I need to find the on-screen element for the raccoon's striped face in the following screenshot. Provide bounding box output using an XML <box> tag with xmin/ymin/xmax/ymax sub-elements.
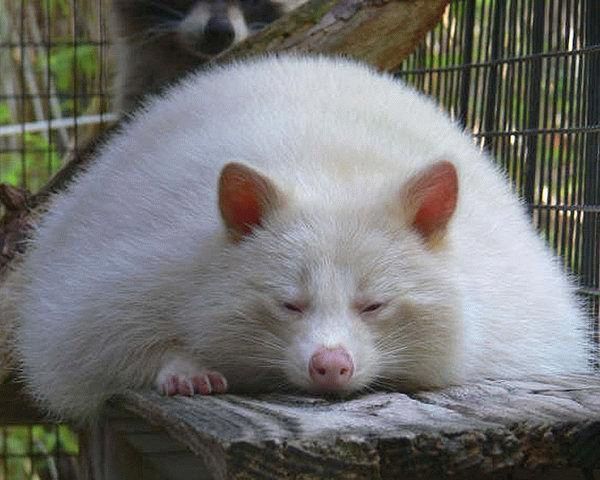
<box><xmin>178</xmin><ymin>0</ymin><xmax>283</xmax><ymax>57</ymax></box>
<box><xmin>115</xmin><ymin>0</ymin><xmax>287</xmax><ymax>57</ymax></box>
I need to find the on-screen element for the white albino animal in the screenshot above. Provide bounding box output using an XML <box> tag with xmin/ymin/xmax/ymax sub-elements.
<box><xmin>10</xmin><ymin>55</ymin><xmax>588</xmax><ymax>422</ymax></box>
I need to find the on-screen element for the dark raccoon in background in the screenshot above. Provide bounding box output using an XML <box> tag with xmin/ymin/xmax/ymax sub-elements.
<box><xmin>112</xmin><ymin>0</ymin><xmax>306</xmax><ymax>113</ymax></box>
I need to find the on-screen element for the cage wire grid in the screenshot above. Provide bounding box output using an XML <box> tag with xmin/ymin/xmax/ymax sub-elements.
<box><xmin>0</xmin><ymin>0</ymin><xmax>599</xmax><ymax>478</ymax></box>
<box><xmin>0</xmin><ymin>425</ymin><xmax>79</xmax><ymax>480</ymax></box>
<box><xmin>0</xmin><ymin>0</ymin><xmax>111</xmax><ymax>477</ymax></box>
<box><xmin>0</xmin><ymin>0</ymin><xmax>112</xmax><ymax>194</ymax></box>
<box><xmin>397</xmin><ymin>0</ymin><xmax>600</xmax><ymax>340</ymax></box>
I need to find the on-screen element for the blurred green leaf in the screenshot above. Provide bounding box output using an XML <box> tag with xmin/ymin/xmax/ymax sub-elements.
<box><xmin>0</xmin><ymin>103</ymin><xmax>11</xmax><ymax>124</ymax></box>
<box><xmin>46</xmin><ymin>45</ymin><xmax>99</xmax><ymax>92</ymax></box>
<box><xmin>7</xmin><ymin>458</ymin><xmax>30</xmax><ymax>480</ymax></box>
<box><xmin>6</xmin><ymin>427</ymin><xmax>29</xmax><ymax>455</ymax></box>
<box><xmin>58</xmin><ymin>425</ymin><xmax>79</xmax><ymax>455</ymax></box>
<box><xmin>32</xmin><ymin>426</ymin><xmax>57</xmax><ymax>454</ymax></box>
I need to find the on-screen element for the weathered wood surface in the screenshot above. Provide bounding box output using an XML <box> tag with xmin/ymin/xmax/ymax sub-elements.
<box><xmin>112</xmin><ymin>374</ymin><xmax>600</xmax><ymax>479</ymax></box>
<box><xmin>220</xmin><ymin>0</ymin><xmax>450</xmax><ymax>71</ymax></box>
<box><xmin>85</xmin><ymin>411</ymin><xmax>210</xmax><ymax>480</ymax></box>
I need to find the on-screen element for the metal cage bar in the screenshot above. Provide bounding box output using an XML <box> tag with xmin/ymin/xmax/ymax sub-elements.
<box><xmin>396</xmin><ymin>0</ymin><xmax>600</xmax><ymax>337</ymax></box>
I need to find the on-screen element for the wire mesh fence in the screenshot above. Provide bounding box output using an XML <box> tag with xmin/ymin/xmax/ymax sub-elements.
<box><xmin>397</xmin><ymin>0</ymin><xmax>600</xmax><ymax>345</ymax></box>
<box><xmin>0</xmin><ymin>0</ymin><xmax>113</xmax><ymax>194</ymax></box>
<box><xmin>0</xmin><ymin>0</ymin><xmax>112</xmax><ymax>478</ymax></box>
<box><xmin>0</xmin><ymin>379</ymin><xmax>81</xmax><ymax>480</ymax></box>
<box><xmin>0</xmin><ymin>425</ymin><xmax>79</xmax><ymax>480</ymax></box>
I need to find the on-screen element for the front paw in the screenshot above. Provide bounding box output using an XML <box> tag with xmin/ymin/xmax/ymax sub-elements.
<box><xmin>155</xmin><ymin>356</ymin><xmax>228</xmax><ymax>396</ymax></box>
<box><xmin>159</xmin><ymin>371</ymin><xmax>228</xmax><ymax>396</ymax></box>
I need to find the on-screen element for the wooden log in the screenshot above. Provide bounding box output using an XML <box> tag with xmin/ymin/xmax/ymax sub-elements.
<box><xmin>107</xmin><ymin>374</ymin><xmax>600</xmax><ymax>479</ymax></box>
<box><xmin>219</xmin><ymin>0</ymin><xmax>450</xmax><ymax>71</ymax></box>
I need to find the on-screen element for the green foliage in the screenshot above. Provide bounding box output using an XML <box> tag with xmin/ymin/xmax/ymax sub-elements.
<box><xmin>49</xmin><ymin>0</ymin><xmax>71</xmax><ymax>16</ymax></box>
<box><xmin>0</xmin><ymin>0</ymin><xmax>106</xmax><ymax>195</ymax></box>
<box><xmin>58</xmin><ymin>426</ymin><xmax>79</xmax><ymax>455</ymax></box>
<box><xmin>0</xmin><ymin>103</ymin><xmax>11</xmax><ymax>124</ymax></box>
<box><xmin>0</xmin><ymin>425</ymin><xmax>79</xmax><ymax>480</ymax></box>
<box><xmin>46</xmin><ymin>45</ymin><xmax>99</xmax><ymax>92</ymax></box>
<box><xmin>0</xmin><ymin>133</ymin><xmax>60</xmax><ymax>189</ymax></box>
<box><xmin>34</xmin><ymin>44</ymin><xmax>100</xmax><ymax>113</ymax></box>
<box><xmin>0</xmin><ymin>0</ymin><xmax>103</xmax><ymax>188</ymax></box>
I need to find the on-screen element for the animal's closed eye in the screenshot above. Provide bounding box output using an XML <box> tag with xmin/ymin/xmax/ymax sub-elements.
<box><xmin>360</xmin><ymin>303</ymin><xmax>384</xmax><ymax>314</ymax></box>
<box><xmin>283</xmin><ymin>302</ymin><xmax>304</xmax><ymax>313</ymax></box>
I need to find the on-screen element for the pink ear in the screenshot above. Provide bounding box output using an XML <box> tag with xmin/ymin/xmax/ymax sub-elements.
<box><xmin>403</xmin><ymin>161</ymin><xmax>458</xmax><ymax>241</ymax></box>
<box><xmin>218</xmin><ymin>162</ymin><xmax>281</xmax><ymax>241</ymax></box>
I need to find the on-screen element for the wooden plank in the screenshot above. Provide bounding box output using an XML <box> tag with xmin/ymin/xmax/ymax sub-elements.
<box><xmin>91</xmin><ymin>421</ymin><xmax>147</xmax><ymax>480</ymax></box>
<box><xmin>111</xmin><ymin>374</ymin><xmax>600</xmax><ymax>479</ymax></box>
<box><xmin>85</xmin><ymin>409</ymin><xmax>211</xmax><ymax>480</ymax></box>
<box><xmin>142</xmin><ymin>453</ymin><xmax>211</xmax><ymax>480</ymax></box>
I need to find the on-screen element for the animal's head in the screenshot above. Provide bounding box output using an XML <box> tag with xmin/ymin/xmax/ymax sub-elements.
<box><xmin>114</xmin><ymin>0</ymin><xmax>305</xmax><ymax>57</ymax></box>
<box><xmin>214</xmin><ymin>160</ymin><xmax>463</xmax><ymax>394</ymax></box>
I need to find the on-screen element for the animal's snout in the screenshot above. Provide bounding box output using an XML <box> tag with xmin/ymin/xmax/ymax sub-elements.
<box><xmin>203</xmin><ymin>17</ymin><xmax>235</xmax><ymax>53</ymax></box>
<box><xmin>308</xmin><ymin>346</ymin><xmax>354</xmax><ymax>391</ymax></box>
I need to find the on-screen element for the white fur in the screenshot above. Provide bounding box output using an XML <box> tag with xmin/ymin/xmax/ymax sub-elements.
<box><xmin>10</xmin><ymin>55</ymin><xmax>589</xmax><ymax>421</ymax></box>
<box><xmin>178</xmin><ymin>3</ymin><xmax>212</xmax><ymax>39</ymax></box>
<box><xmin>274</xmin><ymin>0</ymin><xmax>308</xmax><ymax>13</ymax></box>
<box><xmin>227</xmin><ymin>5</ymin><xmax>249</xmax><ymax>42</ymax></box>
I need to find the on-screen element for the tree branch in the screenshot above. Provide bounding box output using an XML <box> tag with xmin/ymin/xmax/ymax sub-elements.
<box><xmin>221</xmin><ymin>0</ymin><xmax>449</xmax><ymax>71</ymax></box>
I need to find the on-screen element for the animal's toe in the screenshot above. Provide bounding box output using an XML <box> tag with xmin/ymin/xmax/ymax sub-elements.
<box><xmin>207</xmin><ymin>371</ymin><xmax>228</xmax><ymax>393</ymax></box>
<box><xmin>161</xmin><ymin>375</ymin><xmax>179</xmax><ymax>396</ymax></box>
<box><xmin>177</xmin><ymin>376</ymin><xmax>194</xmax><ymax>396</ymax></box>
<box><xmin>157</xmin><ymin>369</ymin><xmax>228</xmax><ymax>396</ymax></box>
<box><xmin>191</xmin><ymin>374</ymin><xmax>212</xmax><ymax>395</ymax></box>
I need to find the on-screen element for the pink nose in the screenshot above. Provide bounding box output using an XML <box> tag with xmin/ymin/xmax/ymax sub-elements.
<box><xmin>308</xmin><ymin>346</ymin><xmax>354</xmax><ymax>391</ymax></box>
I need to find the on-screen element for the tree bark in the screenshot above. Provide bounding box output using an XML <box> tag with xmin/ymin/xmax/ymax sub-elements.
<box><xmin>101</xmin><ymin>374</ymin><xmax>600</xmax><ymax>479</ymax></box>
<box><xmin>221</xmin><ymin>0</ymin><xmax>450</xmax><ymax>71</ymax></box>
